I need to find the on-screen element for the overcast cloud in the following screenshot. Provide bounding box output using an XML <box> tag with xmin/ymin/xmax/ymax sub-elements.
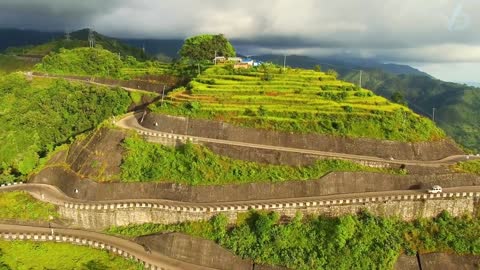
<box><xmin>1</xmin><ymin>0</ymin><xmax>479</xmax><ymax>81</ymax></box>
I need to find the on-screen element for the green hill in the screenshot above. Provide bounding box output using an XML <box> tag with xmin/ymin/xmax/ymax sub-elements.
<box><xmin>150</xmin><ymin>64</ymin><xmax>444</xmax><ymax>142</ymax></box>
<box><xmin>34</xmin><ymin>47</ymin><xmax>170</xmax><ymax>79</ymax></box>
<box><xmin>5</xmin><ymin>29</ymin><xmax>147</xmax><ymax>60</ymax></box>
<box><xmin>0</xmin><ymin>73</ymin><xmax>132</xmax><ymax>181</ymax></box>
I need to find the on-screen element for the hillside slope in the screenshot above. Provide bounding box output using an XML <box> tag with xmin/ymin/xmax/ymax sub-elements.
<box><xmin>5</xmin><ymin>29</ymin><xmax>147</xmax><ymax>60</ymax></box>
<box><xmin>150</xmin><ymin>64</ymin><xmax>444</xmax><ymax>142</ymax></box>
<box><xmin>343</xmin><ymin>70</ymin><xmax>480</xmax><ymax>152</ymax></box>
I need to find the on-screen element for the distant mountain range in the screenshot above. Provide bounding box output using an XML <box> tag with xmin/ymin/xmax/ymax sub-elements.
<box><xmin>1</xmin><ymin>28</ymin><xmax>478</xmax><ymax>151</ymax></box>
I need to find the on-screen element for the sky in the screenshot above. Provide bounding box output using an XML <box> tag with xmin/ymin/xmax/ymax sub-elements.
<box><xmin>1</xmin><ymin>0</ymin><xmax>479</xmax><ymax>82</ymax></box>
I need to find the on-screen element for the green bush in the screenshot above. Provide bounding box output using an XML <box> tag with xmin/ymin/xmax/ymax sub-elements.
<box><xmin>0</xmin><ymin>191</ymin><xmax>58</xmax><ymax>221</ymax></box>
<box><xmin>0</xmin><ymin>73</ymin><xmax>131</xmax><ymax>178</ymax></box>
<box><xmin>108</xmin><ymin>210</ymin><xmax>480</xmax><ymax>270</ymax></box>
<box><xmin>120</xmin><ymin>136</ymin><xmax>401</xmax><ymax>184</ymax></box>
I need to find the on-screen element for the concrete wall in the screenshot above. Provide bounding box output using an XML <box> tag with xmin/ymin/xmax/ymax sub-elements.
<box><xmin>137</xmin><ymin>233</ymin><xmax>254</xmax><ymax>270</ymax></box>
<box><xmin>142</xmin><ymin>113</ymin><xmax>463</xmax><ymax>161</ymax></box>
<box><xmin>31</xmin><ymin>167</ymin><xmax>480</xmax><ymax>203</ymax></box>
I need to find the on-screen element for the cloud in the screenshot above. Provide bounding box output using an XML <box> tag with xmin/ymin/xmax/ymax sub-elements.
<box><xmin>1</xmin><ymin>0</ymin><xmax>480</xmax><ymax>64</ymax></box>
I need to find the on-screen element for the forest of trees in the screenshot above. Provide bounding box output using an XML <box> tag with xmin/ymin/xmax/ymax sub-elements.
<box><xmin>0</xmin><ymin>73</ymin><xmax>131</xmax><ymax>182</ymax></box>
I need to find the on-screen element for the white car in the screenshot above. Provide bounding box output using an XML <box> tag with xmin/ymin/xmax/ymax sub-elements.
<box><xmin>427</xmin><ymin>185</ymin><xmax>443</xmax><ymax>194</ymax></box>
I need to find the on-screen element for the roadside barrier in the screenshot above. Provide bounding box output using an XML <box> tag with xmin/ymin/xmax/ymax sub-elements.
<box><xmin>0</xmin><ymin>231</ymin><xmax>167</xmax><ymax>270</ymax></box>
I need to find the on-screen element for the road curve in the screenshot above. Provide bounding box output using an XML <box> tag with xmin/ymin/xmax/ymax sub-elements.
<box><xmin>3</xmin><ymin>183</ymin><xmax>480</xmax><ymax>213</ymax></box>
<box><xmin>116</xmin><ymin>114</ymin><xmax>478</xmax><ymax>168</ymax></box>
<box><xmin>0</xmin><ymin>223</ymin><xmax>214</xmax><ymax>270</ymax></box>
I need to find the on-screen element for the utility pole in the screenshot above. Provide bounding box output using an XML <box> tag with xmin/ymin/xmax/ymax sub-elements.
<box><xmin>359</xmin><ymin>70</ymin><xmax>363</xmax><ymax>88</ymax></box>
<box><xmin>197</xmin><ymin>63</ymin><xmax>200</xmax><ymax>75</ymax></box>
<box><xmin>432</xmin><ymin>107</ymin><xmax>436</xmax><ymax>122</ymax></box>
<box><xmin>283</xmin><ymin>55</ymin><xmax>287</xmax><ymax>70</ymax></box>
<box><xmin>88</xmin><ymin>28</ymin><xmax>95</xmax><ymax>48</ymax></box>
<box><xmin>161</xmin><ymin>85</ymin><xmax>166</xmax><ymax>106</ymax></box>
<box><xmin>65</xmin><ymin>30</ymin><xmax>71</xmax><ymax>41</ymax></box>
<box><xmin>214</xmin><ymin>51</ymin><xmax>217</xmax><ymax>65</ymax></box>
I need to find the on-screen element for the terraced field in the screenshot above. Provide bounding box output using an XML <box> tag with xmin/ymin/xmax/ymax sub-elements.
<box><xmin>150</xmin><ymin>64</ymin><xmax>444</xmax><ymax>142</ymax></box>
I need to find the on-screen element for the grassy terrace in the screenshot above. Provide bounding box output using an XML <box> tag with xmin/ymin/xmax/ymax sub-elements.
<box><xmin>150</xmin><ymin>64</ymin><xmax>444</xmax><ymax>142</ymax></box>
<box><xmin>0</xmin><ymin>191</ymin><xmax>58</xmax><ymax>221</ymax></box>
<box><xmin>0</xmin><ymin>241</ymin><xmax>142</xmax><ymax>269</ymax></box>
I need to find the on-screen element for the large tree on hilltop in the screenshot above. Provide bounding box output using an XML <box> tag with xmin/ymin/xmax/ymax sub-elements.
<box><xmin>179</xmin><ymin>34</ymin><xmax>236</xmax><ymax>62</ymax></box>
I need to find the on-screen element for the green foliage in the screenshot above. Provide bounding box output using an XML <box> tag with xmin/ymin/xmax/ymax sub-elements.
<box><xmin>36</xmin><ymin>47</ymin><xmax>124</xmax><ymax>78</ymax></box>
<box><xmin>120</xmin><ymin>136</ymin><xmax>401</xmax><ymax>184</ymax></box>
<box><xmin>108</xmin><ymin>210</ymin><xmax>480</xmax><ymax>270</ymax></box>
<box><xmin>179</xmin><ymin>34</ymin><xmax>236</xmax><ymax>62</ymax></box>
<box><xmin>391</xmin><ymin>91</ymin><xmax>407</xmax><ymax>106</ymax></box>
<box><xmin>0</xmin><ymin>191</ymin><xmax>58</xmax><ymax>221</ymax></box>
<box><xmin>0</xmin><ymin>73</ymin><xmax>131</xmax><ymax>178</ymax></box>
<box><xmin>151</xmin><ymin>65</ymin><xmax>445</xmax><ymax>142</ymax></box>
<box><xmin>34</xmin><ymin>47</ymin><xmax>171</xmax><ymax>80</ymax></box>
<box><xmin>453</xmin><ymin>160</ymin><xmax>480</xmax><ymax>175</ymax></box>
<box><xmin>0</xmin><ymin>240</ymin><xmax>142</xmax><ymax>270</ymax></box>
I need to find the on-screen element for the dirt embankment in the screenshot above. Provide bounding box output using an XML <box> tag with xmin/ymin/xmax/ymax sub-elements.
<box><xmin>142</xmin><ymin>113</ymin><xmax>463</xmax><ymax>161</ymax></box>
<box><xmin>30</xmin><ymin>166</ymin><xmax>480</xmax><ymax>203</ymax></box>
<box><xmin>47</xmin><ymin>128</ymin><xmax>126</xmax><ymax>181</ymax></box>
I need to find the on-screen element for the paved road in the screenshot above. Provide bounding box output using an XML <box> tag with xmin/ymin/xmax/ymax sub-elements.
<box><xmin>0</xmin><ymin>223</ymin><xmax>214</xmax><ymax>270</ymax></box>
<box><xmin>2</xmin><ymin>183</ymin><xmax>480</xmax><ymax>209</ymax></box>
<box><xmin>116</xmin><ymin>114</ymin><xmax>478</xmax><ymax>168</ymax></box>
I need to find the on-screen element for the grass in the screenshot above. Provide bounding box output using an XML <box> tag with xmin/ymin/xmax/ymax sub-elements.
<box><xmin>106</xmin><ymin>210</ymin><xmax>480</xmax><ymax>270</ymax></box>
<box><xmin>149</xmin><ymin>64</ymin><xmax>445</xmax><ymax>142</ymax></box>
<box><xmin>120</xmin><ymin>136</ymin><xmax>405</xmax><ymax>185</ymax></box>
<box><xmin>0</xmin><ymin>191</ymin><xmax>58</xmax><ymax>221</ymax></box>
<box><xmin>0</xmin><ymin>240</ymin><xmax>143</xmax><ymax>269</ymax></box>
<box><xmin>452</xmin><ymin>159</ymin><xmax>480</xmax><ymax>174</ymax></box>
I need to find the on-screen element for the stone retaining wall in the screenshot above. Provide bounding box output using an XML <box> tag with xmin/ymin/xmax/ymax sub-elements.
<box><xmin>142</xmin><ymin>113</ymin><xmax>463</xmax><ymax>161</ymax></box>
<box><xmin>58</xmin><ymin>193</ymin><xmax>479</xmax><ymax>230</ymax></box>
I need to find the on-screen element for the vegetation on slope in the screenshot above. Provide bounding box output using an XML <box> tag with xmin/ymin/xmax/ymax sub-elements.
<box><xmin>150</xmin><ymin>64</ymin><xmax>445</xmax><ymax>142</ymax></box>
<box><xmin>0</xmin><ymin>191</ymin><xmax>58</xmax><ymax>221</ymax></box>
<box><xmin>0</xmin><ymin>73</ymin><xmax>131</xmax><ymax>181</ymax></box>
<box><xmin>35</xmin><ymin>47</ymin><xmax>170</xmax><ymax>79</ymax></box>
<box><xmin>107</xmin><ymin>210</ymin><xmax>480</xmax><ymax>270</ymax></box>
<box><xmin>120</xmin><ymin>136</ymin><xmax>403</xmax><ymax>185</ymax></box>
<box><xmin>0</xmin><ymin>241</ymin><xmax>142</xmax><ymax>270</ymax></box>
<box><xmin>452</xmin><ymin>159</ymin><xmax>480</xmax><ymax>175</ymax></box>
<box><xmin>0</xmin><ymin>55</ymin><xmax>35</xmax><ymax>75</ymax></box>
<box><xmin>342</xmin><ymin>69</ymin><xmax>480</xmax><ymax>152</ymax></box>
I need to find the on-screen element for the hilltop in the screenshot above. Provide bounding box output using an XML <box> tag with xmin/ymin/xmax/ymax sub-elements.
<box><xmin>4</xmin><ymin>28</ymin><xmax>147</xmax><ymax>60</ymax></box>
<box><xmin>150</xmin><ymin>64</ymin><xmax>444</xmax><ymax>142</ymax></box>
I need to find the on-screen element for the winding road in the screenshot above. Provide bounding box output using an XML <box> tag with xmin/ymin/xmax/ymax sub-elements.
<box><xmin>0</xmin><ymin>223</ymin><xmax>213</xmax><ymax>270</ymax></box>
<box><xmin>5</xmin><ymin>73</ymin><xmax>478</xmax><ymax>269</ymax></box>
<box><xmin>116</xmin><ymin>114</ymin><xmax>478</xmax><ymax>168</ymax></box>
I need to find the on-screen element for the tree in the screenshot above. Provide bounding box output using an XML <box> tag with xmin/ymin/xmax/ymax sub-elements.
<box><xmin>314</xmin><ymin>65</ymin><xmax>322</xmax><ymax>72</ymax></box>
<box><xmin>326</xmin><ymin>69</ymin><xmax>338</xmax><ymax>79</ymax></box>
<box><xmin>179</xmin><ymin>34</ymin><xmax>236</xmax><ymax>62</ymax></box>
<box><xmin>391</xmin><ymin>91</ymin><xmax>407</xmax><ymax>105</ymax></box>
